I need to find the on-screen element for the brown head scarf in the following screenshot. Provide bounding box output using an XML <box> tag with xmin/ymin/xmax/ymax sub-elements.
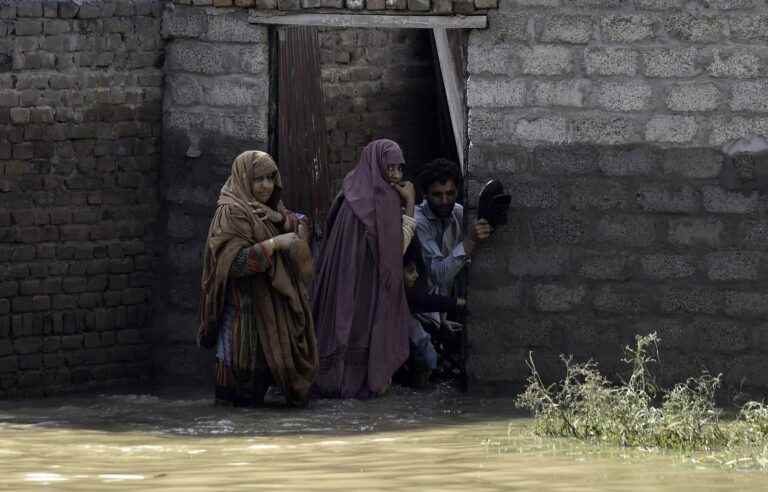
<box><xmin>198</xmin><ymin>150</ymin><xmax>318</xmax><ymax>406</ymax></box>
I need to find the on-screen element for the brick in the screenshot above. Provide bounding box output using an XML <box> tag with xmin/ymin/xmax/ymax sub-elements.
<box><xmin>475</xmin><ymin>0</ymin><xmax>497</xmax><ymax>7</ymax></box>
<box><xmin>584</xmin><ymin>48</ymin><xmax>638</xmax><ymax>76</ymax></box>
<box><xmin>532</xmin><ymin>284</ymin><xmax>586</xmax><ymax>312</ymax></box>
<box><xmin>645</xmin><ymin>116</ymin><xmax>698</xmax><ymax>143</ymax></box>
<box><xmin>642</xmin><ymin>48</ymin><xmax>699</xmax><ymax>78</ymax></box>
<box><xmin>0</xmin><ymin>90</ymin><xmax>17</xmax><ymax>107</ymax></box>
<box><xmin>706</xmin><ymin>252</ymin><xmax>761</xmax><ymax>281</ymax></box>
<box><xmin>668</xmin><ymin>217</ymin><xmax>723</xmax><ymax>247</ymax></box>
<box><xmin>707</xmin><ymin>49</ymin><xmax>760</xmax><ymax>79</ymax></box>
<box><xmin>531</xmin><ymin>80</ymin><xmax>586</xmax><ymax>108</ymax></box>
<box><xmin>666</xmin><ymin>14</ymin><xmax>725</xmax><ymax>42</ymax></box>
<box><xmin>14</xmin><ymin>337</ymin><xmax>42</xmax><ymax>354</ymax></box>
<box><xmin>407</xmin><ymin>0</ymin><xmax>430</xmax><ymax>9</ymax></box>
<box><xmin>601</xmin><ymin>15</ymin><xmax>655</xmax><ymax>43</ymax></box>
<box><xmin>661</xmin><ymin>148</ymin><xmax>722</xmax><ymax>179</ymax></box>
<box><xmin>640</xmin><ymin>254</ymin><xmax>696</xmax><ymax>279</ymax></box>
<box><xmin>541</xmin><ymin>16</ymin><xmax>593</xmax><ymax>44</ymax></box>
<box><xmin>636</xmin><ymin>185</ymin><xmax>700</xmax><ymax>214</ymax></box>
<box><xmin>731</xmin><ymin>81</ymin><xmax>768</xmax><ymax>113</ymax></box>
<box><xmin>467</xmin><ymin>78</ymin><xmax>525</xmax><ymax>108</ymax></box>
<box><xmin>14</xmin><ymin>21</ymin><xmax>42</xmax><ymax>36</ymax></box>
<box><xmin>595</xmin><ymin>81</ymin><xmax>652</xmax><ymax>112</ymax></box>
<box><xmin>520</xmin><ymin>45</ymin><xmax>572</xmax><ymax>76</ymax></box>
<box><xmin>596</xmin><ymin>215</ymin><xmax>656</xmax><ymax>247</ymax></box>
<box><xmin>10</xmin><ymin>108</ymin><xmax>30</xmax><ymax>124</ymax></box>
<box><xmin>702</xmin><ymin>186</ymin><xmax>758</xmax><ymax>214</ymax></box>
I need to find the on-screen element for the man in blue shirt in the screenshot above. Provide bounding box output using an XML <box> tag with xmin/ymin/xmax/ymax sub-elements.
<box><xmin>414</xmin><ymin>158</ymin><xmax>492</xmax><ymax>327</ymax></box>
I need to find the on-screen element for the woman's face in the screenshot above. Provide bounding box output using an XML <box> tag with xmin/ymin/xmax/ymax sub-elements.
<box><xmin>384</xmin><ymin>163</ymin><xmax>404</xmax><ymax>185</ymax></box>
<box><xmin>252</xmin><ymin>172</ymin><xmax>276</xmax><ymax>203</ymax></box>
<box><xmin>404</xmin><ymin>262</ymin><xmax>419</xmax><ymax>288</ymax></box>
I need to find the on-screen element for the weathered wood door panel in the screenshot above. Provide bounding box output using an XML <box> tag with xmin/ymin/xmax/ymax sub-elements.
<box><xmin>275</xmin><ymin>25</ymin><xmax>332</xmax><ymax>236</ymax></box>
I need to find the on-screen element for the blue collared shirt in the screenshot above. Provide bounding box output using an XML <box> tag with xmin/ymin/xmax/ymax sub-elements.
<box><xmin>414</xmin><ymin>200</ymin><xmax>468</xmax><ymax>300</ymax></box>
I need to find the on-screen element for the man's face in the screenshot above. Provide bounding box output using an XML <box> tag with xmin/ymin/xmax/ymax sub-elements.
<box><xmin>425</xmin><ymin>179</ymin><xmax>458</xmax><ymax>218</ymax></box>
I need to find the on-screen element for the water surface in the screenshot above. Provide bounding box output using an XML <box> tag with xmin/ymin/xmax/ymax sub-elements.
<box><xmin>0</xmin><ymin>385</ymin><xmax>763</xmax><ymax>491</ymax></box>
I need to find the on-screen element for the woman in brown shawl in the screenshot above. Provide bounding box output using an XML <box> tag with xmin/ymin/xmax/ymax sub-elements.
<box><xmin>312</xmin><ymin>139</ymin><xmax>417</xmax><ymax>399</ymax></box>
<box><xmin>198</xmin><ymin>150</ymin><xmax>318</xmax><ymax>407</ymax></box>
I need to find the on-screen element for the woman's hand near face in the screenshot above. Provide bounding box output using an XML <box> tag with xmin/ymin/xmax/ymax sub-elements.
<box><xmin>250</xmin><ymin>202</ymin><xmax>284</xmax><ymax>224</ymax></box>
<box><xmin>392</xmin><ymin>181</ymin><xmax>416</xmax><ymax>217</ymax></box>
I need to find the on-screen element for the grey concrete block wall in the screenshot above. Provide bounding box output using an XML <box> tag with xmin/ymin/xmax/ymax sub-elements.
<box><xmin>0</xmin><ymin>0</ymin><xmax>163</xmax><ymax>397</ymax></box>
<box><xmin>466</xmin><ymin>0</ymin><xmax>768</xmax><ymax>396</ymax></box>
<box><xmin>157</xmin><ymin>5</ymin><xmax>270</xmax><ymax>386</ymax></box>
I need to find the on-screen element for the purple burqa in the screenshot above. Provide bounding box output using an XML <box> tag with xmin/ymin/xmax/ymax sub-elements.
<box><xmin>312</xmin><ymin>139</ymin><xmax>410</xmax><ymax>398</ymax></box>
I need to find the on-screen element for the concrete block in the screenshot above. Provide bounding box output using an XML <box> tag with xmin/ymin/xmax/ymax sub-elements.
<box><xmin>514</xmin><ymin>116</ymin><xmax>569</xmax><ymax>144</ymax></box>
<box><xmin>703</xmin><ymin>0</ymin><xmax>759</xmax><ymax>8</ymax></box>
<box><xmin>668</xmin><ymin>217</ymin><xmax>723</xmax><ymax>247</ymax></box>
<box><xmin>696</xmin><ymin>318</ymin><xmax>750</xmax><ymax>354</ymax></box>
<box><xmin>593</xmin><ymin>285</ymin><xmax>652</xmax><ymax>314</ymax></box>
<box><xmin>161</xmin><ymin>8</ymin><xmax>207</xmax><ymax>39</ymax></box>
<box><xmin>666</xmin><ymin>14</ymin><xmax>725</xmax><ymax>42</ymax></box>
<box><xmin>570</xmin><ymin>179</ymin><xmax>629</xmax><ymax>211</ymax></box>
<box><xmin>730</xmin><ymin>14</ymin><xmax>768</xmax><ymax>41</ymax></box>
<box><xmin>596</xmin><ymin>215</ymin><xmax>656</xmax><ymax>247</ymax></box>
<box><xmin>666</xmin><ymin>83</ymin><xmax>721</xmax><ymax>112</ymax></box>
<box><xmin>570</xmin><ymin>115</ymin><xmax>639</xmax><ymax>145</ymax></box>
<box><xmin>507</xmin><ymin>247</ymin><xmax>570</xmax><ymax>277</ymax></box>
<box><xmin>532</xmin><ymin>284</ymin><xmax>586</xmax><ymax>312</ymax></box>
<box><xmin>660</xmin><ymin>286</ymin><xmax>721</xmax><ymax>315</ymax></box>
<box><xmin>474</xmin><ymin>14</ymin><xmax>529</xmax><ymax>46</ymax></box>
<box><xmin>505</xmin><ymin>178</ymin><xmax>559</xmax><ymax>209</ymax></box>
<box><xmin>166</xmin><ymin>40</ymin><xmax>268</xmax><ymax>75</ymax></box>
<box><xmin>740</xmin><ymin>220</ymin><xmax>768</xmax><ymax>248</ymax></box>
<box><xmin>541</xmin><ymin>15</ymin><xmax>593</xmax><ymax>44</ymax></box>
<box><xmin>640</xmin><ymin>254</ymin><xmax>696</xmax><ymax>279</ymax></box>
<box><xmin>661</xmin><ymin>148</ymin><xmax>722</xmax><ymax>178</ymax></box>
<box><xmin>520</xmin><ymin>45</ymin><xmax>572</xmax><ymax>76</ymax></box>
<box><xmin>206</xmin><ymin>13</ymin><xmax>268</xmax><ymax>43</ymax></box>
<box><xmin>598</xmin><ymin>146</ymin><xmax>659</xmax><ymax>176</ymax></box>
<box><xmin>467</xmin><ymin>77</ymin><xmax>526</xmax><ymax>108</ymax></box>
<box><xmin>702</xmin><ymin>186</ymin><xmax>758</xmax><ymax>214</ymax></box>
<box><xmin>706</xmin><ymin>251</ymin><xmax>761</xmax><ymax>280</ymax></box>
<box><xmin>577</xmin><ymin>255</ymin><xmax>629</xmax><ymax>280</ymax></box>
<box><xmin>530</xmin><ymin>212</ymin><xmax>589</xmax><ymax>244</ymax></box>
<box><xmin>534</xmin><ymin>145</ymin><xmax>598</xmax><ymax>176</ymax></box>
<box><xmin>601</xmin><ymin>14</ymin><xmax>655</xmax><ymax>43</ymax></box>
<box><xmin>467</xmin><ymin>43</ymin><xmax>517</xmax><ymax>75</ymax></box>
<box><xmin>637</xmin><ymin>185</ymin><xmax>700</xmax><ymax>213</ymax></box>
<box><xmin>645</xmin><ymin>115</ymin><xmax>698</xmax><ymax>143</ymax></box>
<box><xmin>731</xmin><ymin>81</ymin><xmax>768</xmax><ymax>112</ymax></box>
<box><xmin>531</xmin><ymin>80</ymin><xmax>587</xmax><ymax>108</ymax></box>
<box><xmin>642</xmin><ymin>48</ymin><xmax>699</xmax><ymax>78</ymax></box>
<box><xmin>595</xmin><ymin>81</ymin><xmax>652</xmax><ymax>112</ymax></box>
<box><xmin>725</xmin><ymin>291</ymin><xmax>768</xmax><ymax>319</ymax></box>
<box><xmin>707</xmin><ymin>49</ymin><xmax>760</xmax><ymax>79</ymax></box>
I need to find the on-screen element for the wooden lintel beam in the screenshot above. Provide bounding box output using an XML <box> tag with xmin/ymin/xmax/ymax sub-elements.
<box><xmin>248</xmin><ymin>12</ymin><xmax>487</xmax><ymax>29</ymax></box>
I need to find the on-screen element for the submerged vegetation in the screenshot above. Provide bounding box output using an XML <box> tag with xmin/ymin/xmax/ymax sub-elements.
<box><xmin>515</xmin><ymin>333</ymin><xmax>768</xmax><ymax>470</ymax></box>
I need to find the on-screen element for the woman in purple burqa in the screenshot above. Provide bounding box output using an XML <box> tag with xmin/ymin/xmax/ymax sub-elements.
<box><xmin>312</xmin><ymin>139</ymin><xmax>417</xmax><ymax>398</ymax></box>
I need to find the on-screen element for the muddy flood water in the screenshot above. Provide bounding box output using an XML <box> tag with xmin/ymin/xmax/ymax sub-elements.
<box><xmin>0</xmin><ymin>384</ymin><xmax>764</xmax><ymax>491</ymax></box>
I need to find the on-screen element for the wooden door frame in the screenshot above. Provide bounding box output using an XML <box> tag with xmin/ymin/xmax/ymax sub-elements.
<box><xmin>252</xmin><ymin>13</ymin><xmax>487</xmax><ymax>176</ymax></box>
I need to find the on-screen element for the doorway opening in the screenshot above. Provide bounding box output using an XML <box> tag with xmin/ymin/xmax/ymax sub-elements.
<box><xmin>264</xmin><ymin>17</ymin><xmax>478</xmax><ymax>389</ymax></box>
